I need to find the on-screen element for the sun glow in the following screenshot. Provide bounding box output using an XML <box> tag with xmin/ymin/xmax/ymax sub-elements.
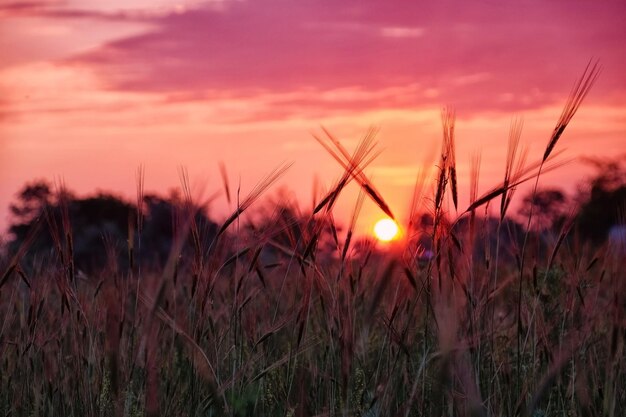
<box><xmin>373</xmin><ymin>218</ymin><xmax>399</xmax><ymax>242</ymax></box>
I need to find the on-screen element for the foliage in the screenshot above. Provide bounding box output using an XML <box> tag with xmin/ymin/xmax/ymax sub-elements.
<box><xmin>518</xmin><ymin>188</ymin><xmax>568</xmax><ymax>231</ymax></box>
<box><xmin>575</xmin><ymin>156</ymin><xmax>626</xmax><ymax>243</ymax></box>
<box><xmin>6</xmin><ymin>182</ymin><xmax>218</xmax><ymax>273</ymax></box>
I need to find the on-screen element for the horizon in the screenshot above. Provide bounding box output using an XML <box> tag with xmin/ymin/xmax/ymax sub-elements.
<box><xmin>1</xmin><ymin>0</ymin><xmax>625</xmax><ymax>238</ymax></box>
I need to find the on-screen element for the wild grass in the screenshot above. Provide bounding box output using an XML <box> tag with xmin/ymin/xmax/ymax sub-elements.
<box><xmin>0</xmin><ymin>63</ymin><xmax>624</xmax><ymax>417</ymax></box>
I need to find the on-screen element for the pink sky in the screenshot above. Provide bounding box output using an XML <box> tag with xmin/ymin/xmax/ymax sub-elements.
<box><xmin>1</xmin><ymin>0</ymin><xmax>625</xmax><ymax>237</ymax></box>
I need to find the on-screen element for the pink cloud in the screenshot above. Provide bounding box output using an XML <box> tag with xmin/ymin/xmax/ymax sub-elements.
<box><xmin>51</xmin><ymin>0</ymin><xmax>625</xmax><ymax>116</ymax></box>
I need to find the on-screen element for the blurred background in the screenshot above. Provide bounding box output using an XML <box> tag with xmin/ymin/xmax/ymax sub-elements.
<box><xmin>1</xmin><ymin>0</ymin><xmax>625</xmax><ymax>236</ymax></box>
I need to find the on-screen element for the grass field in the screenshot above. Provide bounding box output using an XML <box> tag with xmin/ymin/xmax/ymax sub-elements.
<box><xmin>0</xmin><ymin>63</ymin><xmax>624</xmax><ymax>417</ymax></box>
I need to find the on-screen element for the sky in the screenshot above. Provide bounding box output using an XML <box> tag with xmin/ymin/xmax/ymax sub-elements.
<box><xmin>1</xmin><ymin>0</ymin><xmax>625</xmax><ymax>238</ymax></box>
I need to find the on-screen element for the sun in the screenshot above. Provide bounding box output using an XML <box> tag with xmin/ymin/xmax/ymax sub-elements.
<box><xmin>373</xmin><ymin>218</ymin><xmax>399</xmax><ymax>242</ymax></box>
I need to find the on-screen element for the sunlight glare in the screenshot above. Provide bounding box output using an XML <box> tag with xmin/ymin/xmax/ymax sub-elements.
<box><xmin>374</xmin><ymin>218</ymin><xmax>399</xmax><ymax>242</ymax></box>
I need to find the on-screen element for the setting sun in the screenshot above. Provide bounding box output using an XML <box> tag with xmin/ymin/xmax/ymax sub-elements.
<box><xmin>374</xmin><ymin>218</ymin><xmax>400</xmax><ymax>242</ymax></box>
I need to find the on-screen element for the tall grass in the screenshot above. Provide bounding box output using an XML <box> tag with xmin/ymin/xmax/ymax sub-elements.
<box><xmin>0</xmin><ymin>64</ymin><xmax>624</xmax><ymax>417</ymax></box>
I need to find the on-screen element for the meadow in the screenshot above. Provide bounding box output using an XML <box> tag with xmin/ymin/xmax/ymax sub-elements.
<box><xmin>0</xmin><ymin>63</ymin><xmax>624</xmax><ymax>417</ymax></box>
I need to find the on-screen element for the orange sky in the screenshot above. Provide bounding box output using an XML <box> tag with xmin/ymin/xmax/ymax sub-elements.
<box><xmin>1</xmin><ymin>0</ymin><xmax>625</xmax><ymax>237</ymax></box>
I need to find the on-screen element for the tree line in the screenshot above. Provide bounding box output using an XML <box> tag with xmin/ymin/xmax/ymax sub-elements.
<box><xmin>2</xmin><ymin>156</ymin><xmax>625</xmax><ymax>273</ymax></box>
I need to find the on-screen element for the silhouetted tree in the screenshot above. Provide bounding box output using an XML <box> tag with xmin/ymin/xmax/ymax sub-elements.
<box><xmin>245</xmin><ymin>197</ymin><xmax>339</xmax><ymax>266</ymax></box>
<box><xmin>137</xmin><ymin>194</ymin><xmax>177</xmax><ymax>265</ymax></box>
<box><xmin>7</xmin><ymin>184</ymin><xmax>134</xmax><ymax>272</ymax></box>
<box><xmin>518</xmin><ymin>188</ymin><xmax>568</xmax><ymax>231</ymax></box>
<box><xmin>9</xmin><ymin>180</ymin><xmax>53</xmax><ymax>224</ymax></box>
<box><xmin>575</xmin><ymin>156</ymin><xmax>626</xmax><ymax>244</ymax></box>
<box><xmin>5</xmin><ymin>181</ymin><xmax>218</xmax><ymax>274</ymax></box>
<box><xmin>68</xmin><ymin>193</ymin><xmax>134</xmax><ymax>271</ymax></box>
<box><xmin>580</xmin><ymin>154</ymin><xmax>626</xmax><ymax>192</ymax></box>
<box><xmin>8</xmin><ymin>180</ymin><xmax>61</xmax><ymax>261</ymax></box>
<box><xmin>453</xmin><ymin>215</ymin><xmax>528</xmax><ymax>266</ymax></box>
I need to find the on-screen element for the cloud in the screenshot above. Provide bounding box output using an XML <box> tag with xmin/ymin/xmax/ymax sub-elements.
<box><xmin>52</xmin><ymin>0</ymin><xmax>625</xmax><ymax>116</ymax></box>
<box><xmin>0</xmin><ymin>0</ymin><xmax>214</xmax><ymax>19</ymax></box>
<box><xmin>380</xmin><ymin>26</ymin><xmax>425</xmax><ymax>39</ymax></box>
<box><xmin>3</xmin><ymin>0</ymin><xmax>626</xmax><ymax>119</ymax></box>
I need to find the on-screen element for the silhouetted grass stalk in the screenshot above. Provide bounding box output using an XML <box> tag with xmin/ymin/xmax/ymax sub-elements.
<box><xmin>516</xmin><ymin>61</ymin><xmax>601</xmax><ymax>400</ymax></box>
